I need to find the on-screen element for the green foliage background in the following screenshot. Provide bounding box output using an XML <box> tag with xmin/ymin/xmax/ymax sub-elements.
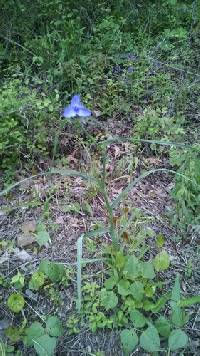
<box><xmin>0</xmin><ymin>0</ymin><xmax>200</xmax><ymax>225</ymax></box>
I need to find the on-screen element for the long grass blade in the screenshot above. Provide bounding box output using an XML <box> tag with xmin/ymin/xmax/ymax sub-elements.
<box><xmin>76</xmin><ymin>234</ymin><xmax>84</xmax><ymax>312</ymax></box>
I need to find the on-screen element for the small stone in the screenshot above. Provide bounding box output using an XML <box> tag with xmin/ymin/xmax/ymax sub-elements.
<box><xmin>0</xmin><ymin>252</ymin><xmax>10</xmax><ymax>264</ymax></box>
<box><xmin>21</xmin><ymin>220</ymin><xmax>37</xmax><ymax>234</ymax></box>
<box><xmin>13</xmin><ymin>248</ymin><xmax>32</xmax><ymax>262</ymax></box>
<box><xmin>17</xmin><ymin>234</ymin><xmax>37</xmax><ymax>247</ymax></box>
<box><xmin>0</xmin><ymin>319</ymin><xmax>10</xmax><ymax>330</ymax></box>
<box><xmin>25</xmin><ymin>289</ymin><xmax>38</xmax><ymax>302</ymax></box>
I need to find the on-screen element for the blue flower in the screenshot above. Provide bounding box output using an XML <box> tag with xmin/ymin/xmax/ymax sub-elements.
<box><xmin>63</xmin><ymin>94</ymin><xmax>92</xmax><ymax>118</ymax></box>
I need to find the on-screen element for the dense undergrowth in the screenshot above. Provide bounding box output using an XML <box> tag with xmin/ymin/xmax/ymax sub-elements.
<box><xmin>0</xmin><ymin>1</ymin><xmax>200</xmax><ymax>355</ymax></box>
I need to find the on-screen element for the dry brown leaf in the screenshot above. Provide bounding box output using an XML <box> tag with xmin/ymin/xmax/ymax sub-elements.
<box><xmin>21</xmin><ymin>221</ymin><xmax>37</xmax><ymax>234</ymax></box>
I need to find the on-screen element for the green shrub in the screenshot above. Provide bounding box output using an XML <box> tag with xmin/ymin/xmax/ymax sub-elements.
<box><xmin>133</xmin><ymin>108</ymin><xmax>185</xmax><ymax>150</ymax></box>
<box><xmin>0</xmin><ymin>79</ymin><xmax>59</xmax><ymax>180</ymax></box>
<box><xmin>170</xmin><ymin>144</ymin><xmax>200</xmax><ymax>228</ymax></box>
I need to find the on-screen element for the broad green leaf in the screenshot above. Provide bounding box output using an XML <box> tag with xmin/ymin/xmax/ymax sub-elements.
<box><xmin>130</xmin><ymin>310</ymin><xmax>146</xmax><ymax>328</ymax></box>
<box><xmin>141</xmin><ymin>261</ymin><xmax>155</xmax><ymax>279</ymax></box>
<box><xmin>29</xmin><ymin>272</ymin><xmax>45</xmax><ymax>291</ymax></box>
<box><xmin>120</xmin><ymin>329</ymin><xmax>138</xmax><ymax>354</ymax></box>
<box><xmin>7</xmin><ymin>293</ymin><xmax>25</xmax><ymax>313</ymax></box>
<box><xmin>24</xmin><ymin>322</ymin><xmax>45</xmax><ymax>346</ymax></box>
<box><xmin>168</xmin><ymin>329</ymin><xmax>188</xmax><ymax>351</ymax></box>
<box><xmin>130</xmin><ymin>281</ymin><xmax>144</xmax><ymax>301</ymax></box>
<box><xmin>11</xmin><ymin>271</ymin><xmax>25</xmax><ymax>289</ymax></box>
<box><xmin>104</xmin><ymin>275</ymin><xmax>118</xmax><ymax>290</ymax></box>
<box><xmin>123</xmin><ymin>255</ymin><xmax>141</xmax><ymax>280</ymax></box>
<box><xmin>46</xmin><ymin>316</ymin><xmax>64</xmax><ymax>337</ymax></box>
<box><xmin>33</xmin><ymin>335</ymin><xmax>57</xmax><ymax>356</ymax></box>
<box><xmin>39</xmin><ymin>260</ymin><xmax>65</xmax><ymax>282</ymax></box>
<box><xmin>171</xmin><ymin>275</ymin><xmax>181</xmax><ymax>302</ymax></box>
<box><xmin>140</xmin><ymin>325</ymin><xmax>160</xmax><ymax>352</ymax></box>
<box><xmin>117</xmin><ymin>279</ymin><xmax>130</xmax><ymax>296</ymax></box>
<box><xmin>155</xmin><ymin>316</ymin><xmax>171</xmax><ymax>337</ymax></box>
<box><xmin>101</xmin><ymin>289</ymin><xmax>118</xmax><ymax>310</ymax></box>
<box><xmin>36</xmin><ymin>230</ymin><xmax>50</xmax><ymax>247</ymax></box>
<box><xmin>153</xmin><ymin>250</ymin><xmax>170</xmax><ymax>272</ymax></box>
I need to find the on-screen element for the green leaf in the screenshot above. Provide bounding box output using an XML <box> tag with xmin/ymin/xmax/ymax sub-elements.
<box><xmin>130</xmin><ymin>310</ymin><xmax>146</xmax><ymax>328</ymax></box>
<box><xmin>120</xmin><ymin>329</ymin><xmax>138</xmax><ymax>354</ymax></box>
<box><xmin>6</xmin><ymin>327</ymin><xmax>23</xmax><ymax>342</ymax></box>
<box><xmin>115</xmin><ymin>250</ymin><xmax>127</xmax><ymax>270</ymax></box>
<box><xmin>24</xmin><ymin>322</ymin><xmax>45</xmax><ymax>346</ymax></box>
<box><xmin>46</xmin><ymin>316</ymin><xmax>64</xmax><ymax>337</ymax></box>
<box><xmin>11</xmin><ymin>271</ymin><xmax>25</xmax><ymax>289</ymax></box>
<box><xmin>29</xmin><ymin>272</ymin><xmax>45</xmax><ymax>291</ymax></box>
<box><xmin>153</xmin><ymin>250</ymin><xmax>170</xmax><ymax>271</ymax></box>
<box><xmin>7</xmin><ymin>293</ymin><xmax>25</xmax><ymax>313</ymax></box>
<box><xmin>39</xmin><ymin>260</ymin><xmax>65</xmax><ymax>282</ymax></box>
<box><xmin>36</xmin><ymin>230</ymin><xmax>50</xmax><ymax>247</ymax></box>
<box><xmin>155</xmin><ymin>316</ymin><xmax>171</xmax><ymax>337</ymax></box>
<box><xmin>117</xmin><ymin>279</ymin><xmax>130</xmax><ymax>296</ymax></box>
<box><xmin>170</xmin><ymin>302</ymin><xmax>188</xmax><ymax>327</ymax></box>
<box><xmin>141</xmin><ymin>261</ymin><xmax>155</xmax><ymax>279</ymax></box>
<box><xmin>129</xmin><ymin>281</ymin><xmax>144</xmax><ymax>301</ymax></box>
<box><xmin>123</xmin><ymin>255</ymin><xmax>141</xmax><ymax>280</ymax></box>
<box><xmin>168</xmin><ymin>329</ymin><xmax>188</xmax><ymax>351</ymax></box>
<box><xmin>140</xmin><ymin>325</ymin><xmax>160</xmax><ymax>352</ymax></box>
<box><xmin>179</xmin><ymin>295</ymin><xmax>200</xmax><ymax>307</ymax></box>
<box><xmin>144</xmin><ymin>283</ymin><xmax>156</xmax><ymax>297</ymax></box>
<box><xmin>33</xmin><ymin>335</ymin><xmax>57</xmax><ymax>356</ymax></box>
<box><xmin>156</xmin><ymin>233</ymin><xmax>165</xmax><ymax>248</ymax></box>
<box><xmin>144</xmin><ymin>292</ymin><xmax>170</xmax><ymax>312</ymax></box>
<box><xmin>101</xmin><ymin>289</ymin><xmax>118</xmax><ymax>310</ymax></box>
<box><xmin>171</xmin><ymin>275</ymin><xmax>181</xmax><ymax>302</ymax></box>
<box><xmin>104</xmin><ymin>275</ymin><xmax>118</xmax><ymax>290</ymax></box>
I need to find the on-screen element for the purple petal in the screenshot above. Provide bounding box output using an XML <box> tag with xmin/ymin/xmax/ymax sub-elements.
<box><xmin>71</xmin><ymin>94</ymin><xmax>81</xmax><ymax>106</ymax></box>
<box><xmin>63</xmin><ymin>105</ymin><xmax>76</xmax><ymax>118</ymax></box>
<box><xmin>77</xmin><ymin>107</ymin><xmax>92</xmax><ymax>117</ymax></box>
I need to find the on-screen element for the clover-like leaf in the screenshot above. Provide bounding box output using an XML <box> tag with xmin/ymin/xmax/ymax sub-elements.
<box><xmin>7</xmin><ymin>293</ymin><xmax>25</xmax><ymax>313</ymax></box>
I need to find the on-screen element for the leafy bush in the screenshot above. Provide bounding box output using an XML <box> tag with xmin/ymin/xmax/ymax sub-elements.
<box><xmin>170</xmin><ymin>144</ymin><xmax>200</xmax><ymax>228</ymax></box>
<box><xmin>0</xmin><ymin>79</ymin><xmax>59</xmax><ymax>180</ymax></box>
<box><xmin>133</xmin><ymin>108</ymin><xmax>185</xmax><ymax>150</ymax></box>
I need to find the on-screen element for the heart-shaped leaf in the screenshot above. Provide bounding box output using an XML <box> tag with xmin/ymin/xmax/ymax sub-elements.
<box><xmin>140</xmin><ymin>325</ymin><xmax>160</xmax><ymax>352</ymax></box>
<box><xmin>120</xmin><ymin>329</ymin><xmax>138</xmax><ymax>354</ymax></box>
<box><xmin>168</xmin><ymin>329</ymin><xmax>188</xmax><ymax>351</ymax></box>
